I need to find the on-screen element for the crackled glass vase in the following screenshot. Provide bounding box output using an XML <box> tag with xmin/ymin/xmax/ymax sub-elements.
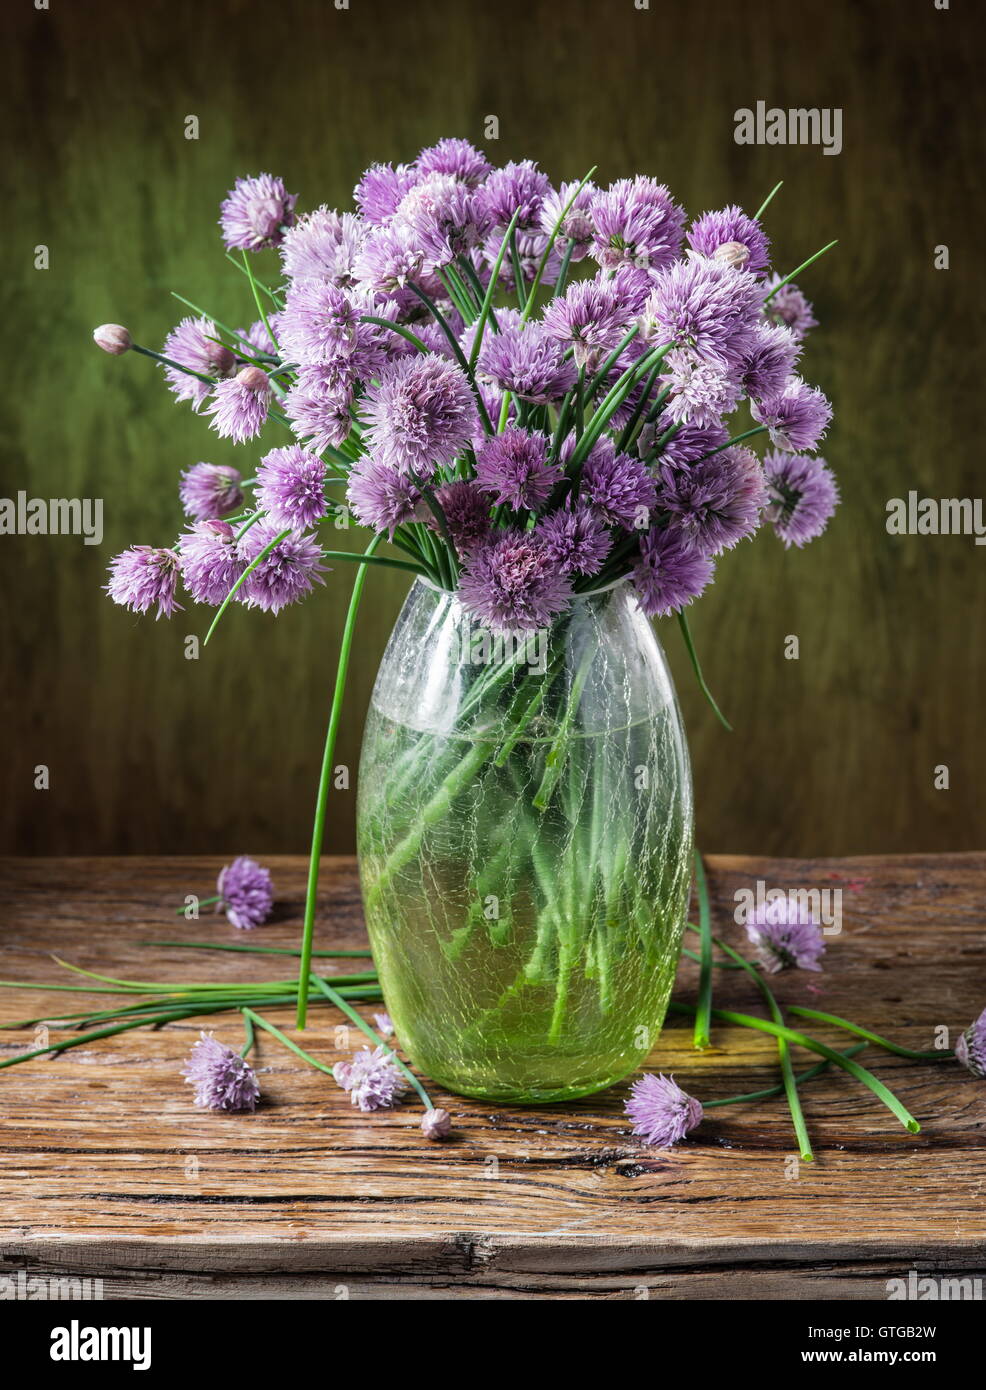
<box><xmin>357</xmin><ymin>576</ymin><xmax>693</xmax><ymax>1104</ymax></box>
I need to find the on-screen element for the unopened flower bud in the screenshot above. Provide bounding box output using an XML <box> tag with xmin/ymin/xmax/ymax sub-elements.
<box><xmin>712</xmin><ymin>240</ymin><xmax>751</xmax><ymax>270</ymax></box>
<box><xmin>236</xmin><ymin>365</ymin><xmax>270</xmax><ymax>393</ymax></box>
<box><xmin>93</xmin><ymin>324</ymin><xmax>132</xmax><ymax>355</ymax></box>
<box><xmin>421</xmin><ymin>1107</ymin><xmax>452</xmax><ymax>1141</ymax></box>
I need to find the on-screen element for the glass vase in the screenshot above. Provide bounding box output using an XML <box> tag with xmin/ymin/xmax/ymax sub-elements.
<box><xmin>356</xmin><ymin>576</ymin><xmax>693</xmax><ymax>1104</ymax></box>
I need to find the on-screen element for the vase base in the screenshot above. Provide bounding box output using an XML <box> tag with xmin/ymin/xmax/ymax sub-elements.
<box><xmin>418</xmin><ymin>1057</ymin><xmax>644</xmax><ymax>1107</ymax></box>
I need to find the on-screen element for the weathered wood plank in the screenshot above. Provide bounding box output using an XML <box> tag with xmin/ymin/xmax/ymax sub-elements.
<box><xmin>0</xmin><ymin>855</ymin><xmax>983</xmax><ymax>1297</ymax></box>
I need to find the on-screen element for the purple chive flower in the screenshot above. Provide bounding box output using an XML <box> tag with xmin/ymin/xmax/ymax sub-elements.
<box><xmin>206</xmin><ymin>367</ymin><xmax>271</xmax><ymax>443</ymax></box>
<box><xmin>538</xmin><ymin>179</ymin><xmax>597</xmax><ymax>258</ymax></box>
<box><xmin>657</xmin><ymin>448</ymin><xmax>767</xmax><ymax>556</ymax></box>
<box><xmin>216</xmin><ymin>854</ymin><xmax>274</xmax><ymax>929</ymax></box>
<box><xmin>254</xmin><ymin>445</ymin><xmax>328</xmax><ymax>529</ymax></box>
<box><xmin>652</xmin><ymin>420</ymin><xmax>729</xmax><ymax>467</ymax></box>
<box><xmin>763</xmin><ymin>276</ymin><xmax>818</xmax><ymax>342</ymax></box>
<box><xmin>659</xmin><ymin>349</ymin><xmax>742</xmax><ymax>429</ymax></box>
<box><xmin>459</xmin><ymin>531</ymin><xmax>573</xmax><ymax>633</ymax></box>
<box><xmin>416</xmin><ymin>137</ymin><xmax>491</xmax><ymax>186</ymax></box>
<box><xmin>354</xmin><ymin>161</ymin><xmax>419</xmax><ymax>225</ymax></box>
<box><xmin>632</xmin><ymin>525</ymin><xmax>714</xmax><ymax>617</ymax></box>
<box><xmin>333</xmin><ymin>1046</ymin><xmax>408</xmax><ymax>1111</ymax></box>
<box><xmin>179</xmin><ymin>463</ymin><xmax>243</xmax><ymax>520</ymax></box>
<box><xmin>183</xmin><ymin>1032</ymin><xmax>261</xmax><ymax>1113</ymax></box>
<box><xmin>162</xmin><ymin>316</ymin><xmax>236</xmax><ymax>410</ymax></box>
<box><xmin>373</xmin><ymin>1012</ymin><xmax>395</xmax><ymax>1039</ymax></box>
<box><xmin>394</xmin><ymin>174</ymin><xmax>486</xmax><ymax>272</ymax></box>
<box><xmin>279</xmin><ymin>206</ymin><xmax>365</xmax><ymax>286</ymax></box>
<box><xmin>538</xmin><ymin>502</ymin><xmax>611</xmax><ymax>576</ymax></box>
<box><xmin>477</xmin><ymin>322</ymin><xmax>576</xmax><ymax>404</ymax></box>
<box><xmin>179</xmin><ymin>520</ymin><xmax>245</xmax><ymax>605</ymax></box>
<box><xmin>955</xmin><ymin>1009</ymin><xmax>986</xmax><ymax>1078</ymax></box>
<box><xmin>609</xmin><ymin>263</ymin><xmax>658</xmax><ymax>317</ymax></box>
<box><xmin>687</xmin><ymin>205</ymin><xmax>771</xmax><ymax>274</ymax></box>
<box><xmin>590</xmin><ymin>176</ymin><xmax>686</xmax><ymax>273</ymax></box>
<box><xmin>219</xmin><ymin>173</ymin><xmax>297</xmax><ymax>252</ymax></box>
<box><xmin>278</xmin><ymin>280</ymin><xmax>359</xmax><ymax>365</ymax></box>
<box><xmin>432</xmin><ymin>480</ymin><xmax>492</xmax><ymax>554</ymax></box>
<box><xmin>361</xmin><ymin>354</ymin><xmax>477</xmax><ymax>477</ymax></box>
<box><xmin>625</xmin><ymin>1073</ymin><xmax>703</xmax><ymax>1148</ymax></box>
<box><xmin>105</xmin><ymin>546</ymin><xmax>182</xmax><ymax>619</ymax></box>
<box><xmin>353</xmin><ymin>221</ymin><xmax>427</xmax><ymax>299</ymax></box>
<box><xmin>477</xmin><ymin>159</ymin><xmax>551</xmax><ymax>229</ymax></box>
<box><xmin>580</xmin><ymin>439</ymin><xmax>657</xmax><ymax>528</ymax></box>
<box><xmin>752</xmin><ymin>376</ymin><xmax>832</xmax><ymax>452</ymax></box>
<box><xmin>347</xmin><ymin>457</ymin><xmax>422</xmax><ymax>535</ymax></box>
<box><xmin>541</xmin><ymin>278</ymin><xmax>628</xmax><ymax>369</ymax></box>
<box><xmin>475</xmin><ymin>428</ymin><xmax>561</xmax><ymax>510</ymax></box>
<box><xmin>745</xmin><ymin>898</ymin><xmax>826</xmax><ymax>973</ymax></box>
<box><xmin>640</xmin><ymin>256</ymin><xmax>762</xmax><ymax>365</ymax></box>
<box><xmin>238</xmin><ymin>521</ymin><xmax>328</xmax><ymax>613</ymax></box>
<box><xmin>285</xmin><ymin>367</ymin><xmax>354</xmax><ymax>454</ymax></box>
<box><xmin>421</xmin><ymin>1108</ymin><xmax>452</xmax><ymax>1141</ymax></box>
<box><xmin>763</xmin><ymin>451</ymin><xmax>839</xmax><ymax>548</ymax></box>
<box><xmin>740</xmin><ymin>322</ymin><xmax>801</xmax><ymax>403</ymax></box>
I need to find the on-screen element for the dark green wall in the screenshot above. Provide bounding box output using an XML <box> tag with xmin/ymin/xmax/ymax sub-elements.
<box><xmin>1</xmin><ymin>0</ymin><xmax>983</xmax><ymax>856</ymax></box>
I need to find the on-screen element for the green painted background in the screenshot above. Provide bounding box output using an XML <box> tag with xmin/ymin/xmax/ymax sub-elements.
<box><xmin>1</xmin><ymin>0</ymin><xmax>982</xmax><ymax>856</ymax></box>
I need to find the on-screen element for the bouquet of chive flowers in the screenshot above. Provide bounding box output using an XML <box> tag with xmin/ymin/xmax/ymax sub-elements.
<box><xmin>92</xmin><ymin>140</ymin><xmax>846</xmax><ymax>1107</ymax></box>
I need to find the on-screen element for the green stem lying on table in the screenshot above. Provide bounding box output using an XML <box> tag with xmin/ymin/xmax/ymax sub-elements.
<box><xmin>297</xmin><ymin>534</ymin><xmax>382</xmax><ymax>1030</ymax></box>
<box><xmin>692</xmin><ymin>849</ymin><xmax>714</xmax><ymax>1050</ymax></box>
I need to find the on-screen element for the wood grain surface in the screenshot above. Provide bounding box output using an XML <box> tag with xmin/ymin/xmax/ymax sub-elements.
<box><xmin>1</xmin><ymin>0</ymin><xmax>984</xmax><ymax>860</ymax></box>
<box><xmin>0</xmin><ymin>854</ymin><xmax>983</xmax><ymax>1300</ymax></box>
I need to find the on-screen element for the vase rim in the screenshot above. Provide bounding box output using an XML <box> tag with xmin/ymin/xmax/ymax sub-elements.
<box><xmin>416</xmin><ymin>573</ymin><xmax>633</xmax><ymax>600</ymax></box>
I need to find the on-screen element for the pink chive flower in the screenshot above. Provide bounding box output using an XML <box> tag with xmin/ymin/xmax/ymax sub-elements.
<box><xmin>254</xmin><ymin>445</ymin><xmax>329</xmax><ymax>530</ymax></box>
<box><xmin>625</xmin><ymin>1073</ymin><xmax>703</xmax><ymax>1148</ymax></box>
<box><xmin>219</xmin><ymin>173</ymin><xmax>297</xmax><ymax>252</ymax></box>
<box><xmin>955</xmin><ymin>1009</ymin><xmax>986</xmax><ymax>1078</ymax></box>
<box><xmin>745</xmin><ymin>898</ymin><xmax>826</xmax><ymax>974</ymax></box>
<box><xmin>206</xmin><ymin>367</ymin><xmax>271</xmax><ymax>443</ymax></box>
<box><xmin>216</xmin><ymin>855</ymin><xmax>274</xmax><ymax>930</ymax></box>
<box><xmin>333</xmin><ymin>1046</ymin><xmax>408</xmax><ymax>1111</ymax></box>
<box><xmin>105</xmin><ymin>546</ymin><xmax>182</xmax><ymax>619</ymax></box>
<box><xmin>179</xmin><ymin>462</ymin><xmax>243</xmax><ymax>520</ymax></box>
<box><xmin>179</xmin><ymin>520</ymin><xmax>245</xmax><ymax>606</ymax></box>
<box><xmin>183</xmin><ymin>1032</ymin><xmax>261</xmax><ymax>1113</ymax></box>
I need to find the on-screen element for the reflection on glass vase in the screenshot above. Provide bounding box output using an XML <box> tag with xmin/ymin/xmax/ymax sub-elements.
<box><xmin>357</xmin><ymin>576</ymin><xmax>693</xmax><ymax>1104</ymax></box>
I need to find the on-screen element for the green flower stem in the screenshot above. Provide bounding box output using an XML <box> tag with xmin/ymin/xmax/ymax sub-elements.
<box><xmin>169</xmin><ymin>291</ymin><xmax>259</xmax><ymax>349</ymax></box>
<box><xmin>709</xmin><ymin>931</ymin><xmax>814</xmax><ymax>1161</ymax></box>
<box><xmin>704</xmin><ymin>1041</ymin><xmax>867</xmax><ymax>1108</ymax></box>
<box><xmin>468</xmin><ymin>211</ymin><xmax>521</xmax><ymax>370</ymax></box>
<box><xmin>457</xmin><ymin>255</ymin><xmax>496</xmax><ymax>325</ymax></box>
<box><xmin>407</xmin><ymin>281</ymin><xmax>494</xmax><ymax>435</ymax></box>
<box><xmin>785</xmin><ymin>1005</ymin><xmax>952</xmax><ymax>1061</ymax></box>
<box><xmin>677</xmin><ymin>610</ymin><xmax>732</xmax><ymax>731</ymax></box>
<box><xmin>553</xmin><ymin>239</ymin><xmax>576</xmax><ymax>298</ymax></box>
<box><xmin>240</xmin><ymin>1009</ymin><xmax>256</xmax><ymax>1058</ymax></box>
<box><xmin>203</xmin><ymin>527</ymin><xmax>292</xmax><ymax>647</ymax></box>
<box><xmin>175</xmin><ymin>894</ymin><xmax>221</xmax><ymax>916</ymax></box>
<box><xmin>130</xmin><ymin>342</ymin><xmax>214</xmax><ymax>385</ymax></box>
<box><xmin>148</xmin><ymin>940</ymin><xmax>373</xmax><ymax>959</ymax></box>
<box><xmin>307</xmin><ymin>973</ymin><xmax>434</xmax><ymax>1110</ymax></box>
<box><xmin>681</xmin><ymin>943</ymin><xmax>743</xmax><ymax>970</ymax></box>
<box><xmin>360</xmin><ymin>316</ymin><xmax>430</xmax><ymax>356</ymax></box>
<box><xmin>586</xmin><ymin>326</ymin><xmax>640</xmax><ymax>402</ymax></box>
<box><xmin>693</xmin><ymin>424</ymin><xmax>767</xmax><ymax>463</ymax></box>
<box><xmin>618</xmin><ymin>356</ymin><xmax>665</xmax><ymax>453</ymax></box>
<box><xmin>666</xmin><ymin>1001</ymin><xmax>921</xmax><ymax>1133</ymax></box>
<box><xmin>223</xmin><ymin>253</ymin><xmax>283</xmax><ymax>307</ymax></box>
<box><xmin>0</xmin><ymin>1008</ymin><xmax>210</xmax><ymax>1070</ymax></box>
<box><xmin>240</xmin><ymin>251</ymin><xmax>278</xmax><ymax>350</ymax></box>
<box><xmin>320</xmin><ymin>550</ymin><xmax>427</xmax><ymax>577</ymax></box>
<box><xmin>520</xmin><ymin>167</ymin><xmax>596</xmax><ymax>324</ymax></box>
<box><xmin>296</xmin><ymin>534</ymin><xmax>382</xmax><ymax>1029</ymax></box>
<box><xmin>766</xmin><ymin>240</ymin><xmax>838</xmax><ymax>301</ymax></box>
<box><xmin>566</xmin><ymin>344</ymin><xmax>671</xmax><ymax>476</ymax></box>
<box><xmin>692</xmin><ymin>849</ymin><xmax>714</xmax><ymax>1050</ymax></box>
<box><xmin>509</xmin><ymin>230</ymin><xmax>527</xmax><ymax>312</ymax></box>
<box><xmin>241</xmin><ymin>1007</ymin><xmax>337</xmax><ymax>1076</ymax></box>
<box><xmin>753</xmin><ymin>179</ymin><xmax>784</xmax><ymax>221</ymax></box>
<box><xmin>531</xmin><ymin>642</ymin><xmax>595</xmax><ymax>811</ymax></box>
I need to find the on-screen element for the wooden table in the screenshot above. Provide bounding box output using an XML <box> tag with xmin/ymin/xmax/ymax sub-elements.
<box><xmin>0</xmin><ymin>854</ymin><xmax>983</xmax><ymax>1300</ymax></box>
